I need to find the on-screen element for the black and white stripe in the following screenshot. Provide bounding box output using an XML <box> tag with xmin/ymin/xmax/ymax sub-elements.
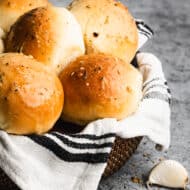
<box><xmin>144</xmin><ymin>91</ymin><xmax>171</xmax><ymax>103</ymax></box>
<box><xmin>131</xmin><ymin>20</ymin><xmax>153</xmax><ymax>67</ymax></box>
<box><xmin>52</xmin><ymin>131</ymin><xmax>115</xmax><ymax>145</ymax></box>
<box><xmin>50</xmin><ymin>132</ymin><xmax>114</xmax><ymax>149</ymax></box>
<box><xmin>136</xmin><ymin>19</ymin><xmax>154</xmax><ymax>39</ymax></box>
<box><xmin>66</xmin><ymin>133</ymin><xmax>115</xmax><ymax>140</ymax></box>
<box><xmin>143</xmin><ymin>77</ymin><xmax>163</xmax><ymax>90</ymax></box>
<box><xmin>28</xmin><ymin>132</ymin><xmax>115</xmax><ymax>164</ymax></box>
<box><xmin>142</xmin><ymin>78</ymin><xmax>171</xmax><ymax>104</ymax></box>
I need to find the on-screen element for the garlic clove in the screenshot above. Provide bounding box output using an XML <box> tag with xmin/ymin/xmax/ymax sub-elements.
<box><xmin>147</xmin><ymin>160</ymin><xmax>189</xmax><ymax>189</ymax></box>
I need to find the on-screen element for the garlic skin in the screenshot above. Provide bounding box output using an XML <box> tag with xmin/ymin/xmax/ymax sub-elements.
<box><xmin>148</xmin><ymin>160</ymin><xmax>189</xmax><ymax>189</ymax></box>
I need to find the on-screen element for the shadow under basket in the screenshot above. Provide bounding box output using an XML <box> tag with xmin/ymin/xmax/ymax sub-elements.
<box><xmin>0</xmin><ymin>120</ymin><xmax>142</xmax><ymax>189</ymax></box>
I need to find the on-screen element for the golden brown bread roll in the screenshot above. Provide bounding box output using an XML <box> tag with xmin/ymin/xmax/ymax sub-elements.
<box><xmin>0</xmin><ymin>53</ymin><xmax>64</xmax><ymax>135</ymax></box>
<box><xmin>5</xmin><ymin>6</ymin><xmax>85</xmax><ymax>74</ymax></box>
<box><xmin>0</xmin><ymin>0</ymin><xmax>50</xmax><ymax>32</ymax></box>
<box><xmin>59</xmin><ymin>53</ymin><xmax>142</xmax><ymax>125</ymax></box>
<box><xmin>69</xmin><ymin>0</ymin><xmax>138</xmax><ymax>64</ymax></box>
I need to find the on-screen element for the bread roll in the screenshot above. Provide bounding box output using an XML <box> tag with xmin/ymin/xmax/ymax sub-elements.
<box><xmin>5</xmin><ymin>6</ymin><xmax>85</xmax><ymax>74</ymax></box>
<box><xmin>59</xmin><ymin>53</ymin><xmax>142</xmax><ymax>125</ymax></box>
<box><xmin>69</xmin><ymin>0</ymin><xmax>138</xmax><ymax>64</ymax></box>
<box><xmin>0</xmin><ymin>0</ymin><xmax>50</xmax><ymax>32</ymax></box>
<box><xmin>0</xmin><ymin>53</ymin><xmax>64</xmax><ymax>135</ymax></box>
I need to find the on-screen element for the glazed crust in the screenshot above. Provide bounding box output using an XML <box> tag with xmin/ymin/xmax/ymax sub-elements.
<box><xmin>0</xmin><ymin>53</ymin><xmax>64</xmax><ymax>135</ymax></box>
<box><xmin>0</xmin><ymin>0</ymin><xmax>50</xmax><ymax>31</ymax></box>
<box><xmin>69</xmin><ymin>0</ymin><xmax>138</xmax><ymax>64</ymax></box>
<box><xmin>59</xmin><ymin>53</ymin><xmax>142</xmax><ymax>125</ymax></box>
<box><xmin>5</xmin><ymin>7</ymin><xmax>56</xmax><ymax>66</ymax></box>
<box><xmin>5</xmin><ymin>6</ymin><xmax>85</xmax><ymax>74</ymax></box>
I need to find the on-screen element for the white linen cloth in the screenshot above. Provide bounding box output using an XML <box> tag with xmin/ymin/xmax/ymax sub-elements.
<box><xmin>117</xmin><ymin>52</ymin><xmax>171</xmax><ymax>149</ymax></box>
<box><xmin>0</xmin><ymin>21</ymin><xmax>171</xmax><ymax>190</ymax></box>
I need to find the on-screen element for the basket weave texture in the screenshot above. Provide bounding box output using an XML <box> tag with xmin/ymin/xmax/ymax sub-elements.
<box><xmin>0</xmin><ymin>136</ymin><xmax>141</xmax><ymax>189</ymax></box>
<box><xmin>103</xmin><ymin>136</ymin><xmax>142</xmax><ymax>177</ymax></box>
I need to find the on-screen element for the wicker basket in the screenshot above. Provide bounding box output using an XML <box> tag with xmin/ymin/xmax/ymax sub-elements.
<box><xmin>103</xmin><ymin>136</ymin><xmax>142</xmax><ymax>177</ymax></box>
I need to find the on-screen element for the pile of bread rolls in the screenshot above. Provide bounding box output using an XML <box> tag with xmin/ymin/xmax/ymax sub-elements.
<box><xmin>0</xmin><ymin>0</ymin><xmax>142</xmax><ymax>135</ymax></box>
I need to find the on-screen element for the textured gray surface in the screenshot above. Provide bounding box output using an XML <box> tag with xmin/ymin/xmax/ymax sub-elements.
<box><xmin>50</xmin><ymin>0</ymin><xmax>190</xmax><ymax>189</ymax></box>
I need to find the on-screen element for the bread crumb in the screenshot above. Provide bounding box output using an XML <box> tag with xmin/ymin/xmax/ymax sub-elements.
<box><xmin>131</xmin><ymin>176</ymin><xmax>142</xmax><ymax>184</ymax></box>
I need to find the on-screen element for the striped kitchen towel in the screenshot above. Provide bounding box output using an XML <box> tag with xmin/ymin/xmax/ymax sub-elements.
<box><xmin>136</xmin><ymin>19</ymin><xmax>154</xmax><ymax>49</ymax></box>
<box><xmin>0</xmin><ymin>119</ymin><xmax>117</xmax><ymax>190</ymax></box>
<box><xmin>117</xmin><ymin>52</ymin><xmax>171</xmax><ymax>149</ymax></box>
<box><xmin>0</xmin><ymin>21</ymin><xmax>171</xmax><ymax>190</ymax></box>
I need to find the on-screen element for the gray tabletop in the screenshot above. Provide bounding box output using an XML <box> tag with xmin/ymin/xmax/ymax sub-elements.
<box><xmin>50</xmin><ymin>0</ymin><xmax>190</xmax><ymax>189</ymax></box>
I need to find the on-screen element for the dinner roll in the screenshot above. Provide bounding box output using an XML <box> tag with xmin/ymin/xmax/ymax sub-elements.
<box><xmin>0</xmin><ymin>0</ymin><xmax>50</xmax><ymax>32</ymax></box>
<box><xmin>0</xmin><ymin>53</ymin><xmax>64</xmax><ymax>135</ymax></box>
<box><xmin>5</xmin><ymin>6</ymin><xmax>85</xmax><ymax>74</ymax></box>
<box><xmin>59</xmin><ymin>53</ymin><xmax>142</xmax><ymax>125</ymax></box>
<box><xmin>69</xmin><ymin>0</ymin><xmax>138</xmax><ymax>64</ymax></box>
